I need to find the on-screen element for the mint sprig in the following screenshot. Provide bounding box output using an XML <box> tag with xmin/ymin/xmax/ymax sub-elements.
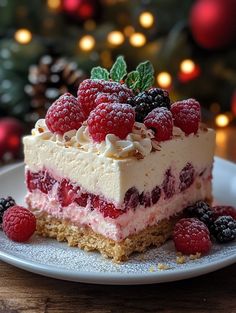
<box><xmin>91</xmin><ymin>66</ymin><xmax>109</xmax><ymax>80</ymax></box>
<box><xmin>90</xmin><ymin>56</ymin><xmax>155</xmax><ymax>93</ymax></box>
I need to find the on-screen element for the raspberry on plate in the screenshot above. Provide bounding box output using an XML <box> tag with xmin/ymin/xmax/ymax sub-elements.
<box><xmin>173</xmin><ymin>218</ymin><xmax>212</xmax><ymax>255</ymax></box>
<box><xmin>87</xmin><ymin>102</ymin><xmax>135</xmax><ymax>142</ymax></box>
<box><xmin>77</xmin><ymin>79</ymin><xmax>133</xmax><ymax>117</ymax></box>
<box><xmin>3</xmin><ymin>206</ymin><xmax>36</xmax><ymax>242</ymax></box>
<box><xmin>212</xmin><ymin>205</ymin><xmax>236</xmax><ymax>220</ymax></box>
<box><xmin>171</xmin><ymin>98</ymin><xmax>201</xmax><ymax>135</ymax></box>
<box><xmin>144</xmin><ymin>107</ymin><xmax>173</xmax><ymax>141</ymax></box>
<box><xmin>45</xmin><ymin>93</ymin><xmax>86</xmax><ymax>135</ymax></box>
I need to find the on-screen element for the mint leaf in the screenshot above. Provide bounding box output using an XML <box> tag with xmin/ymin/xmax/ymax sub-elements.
<box><xmin>110</xmin><ymin>56</ymin><xmax>127</xmax><ymax>82</ymax></box>
<box><xmin>136</xmin><ymin>61</ymin><xmax>154</xmax><ymax>91</ymax></box>
<box><xmin>126</xmin><ymin>71</ymin><xmax>140</xmax><ymax>91</ymax></box>
<box><xmin>91</xmin><ymin>67</ymin><xmax>109</xmax><ymax>80</ymax></box>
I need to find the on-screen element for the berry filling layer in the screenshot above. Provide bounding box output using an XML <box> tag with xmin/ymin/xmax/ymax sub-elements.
<box><xmin>25</xmin><ymin>167</ymin><xmax>212</xmax><ymax>241</ymax></box>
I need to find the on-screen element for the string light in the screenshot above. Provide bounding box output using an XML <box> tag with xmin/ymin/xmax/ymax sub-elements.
<box><xmin>180</xmin><ymin>59</ymin><xmax>195</xmax><ymax>74</ymax></box>
<box><xmin>157</xmin><ymin>72</ymin><xmax>172</xmax><ymax>88</ymax></box>
<box><xmin>79</xmin><ymin>35</ymin><xmax>95</xmax><ymax>51</ymax></box>
<box><xmin>129</xmin><ymin>32</ymin><xmax>146</xmax><ymax>47</ymax></box>
<box><xmin>215</xmin><ymin>114</ymin><xmax>230</xmax><ymax>127</ymax></box>
<box><xmin>107</xmin><ymin>31</ymin><xmax>125</xmax><ymax>46</ymax></box>
<box><xmin>14</xmin><ymin>29</ymin><xmax>32</xmax><ymax>44</ymax></box>
<box><xmin>47</xmin><ymin>0</ymin><xmax>61</xmax><ymax>10</ymax></box>
<box><xmin>139</xmin><ymin>11</ymin><xmax>154</xmax><ymax>28</ymax></box>
<box><xmin>124</xmin><ymin>26</ymin><xmax>135</xmax><ymax>37</ymax></box>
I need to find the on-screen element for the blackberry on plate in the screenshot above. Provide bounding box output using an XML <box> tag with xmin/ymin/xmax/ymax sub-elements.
<box><xmin>0</xmin><ymin>196</ymin><xmax>16</xmax><ymax>224</ymax></box>
<box><xmin>211</xmin><ymin>216</ymin><xmax>236</xmax><ymax>243</ymax></box>
<box><xmin>185</xmin><ymin>200</ymin><xmax>214</xmax><ymax>227</ymax></box>
<box><xmin>127</xmin><ymin>88</ymin><xmax>171</xmax><ymax>122</ymax></box>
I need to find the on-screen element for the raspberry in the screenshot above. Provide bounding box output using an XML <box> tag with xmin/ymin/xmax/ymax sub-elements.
<box><xmin>127</xmin><ymin>88</ymin><xmax>171</xmax><ymax>122</ymax></box>
<box><xmin>75</xmin><ymin>191</ymin><xmax>89</xmax><ymax>207</ymax></box>
<box><xmin>3</xmin><ymin>206</ymin><xmax>36</xmax><ymax>242</ymax></box>
<box><xmin>58</xmin><ymin>179</ymin><xmax>76</xmax><ymax>207</ymax></box>
<box><xmin>87</xmin><ymin>103</ymin><xmax>135</xmax><ymax>142</ymax></box>
<box><xmin>144</xmin><ymin>107</ymin><xmax>173</xmax><ymax>141</ymax></box>
<box><xmin>77</xmin><ymin>79</ymin><xmax>133</xmax><ymax>117</ymax></box>
<box><xmin>185</xmin><ymin>200</ymin><xmax>214</xmax><ymax>227</ymax></box>
<box><xmin>91</xmin><ymin>196</ymin><xmax>124</xmax><ymax>219</ymax></box>
<box><xmin>212</xmin><ymin>206</ymin><xmax>236</xmax><ymax>220</ymax></box>
<box><xmin>173</xmin><ymin>218</ymin><xmax>212</xmax><ymax>255</ymax></box>
<box><xmin>151</xmin><ymin>186</ymin><xmax>161</xmax><ymax>205</ymax></box>
<box><xmin>26</xmin><ymin>170</ymin><xmax>56</xmax><ymax>194</ymax></box>
<box><xmin>124</xmin><ymin>187</ymin><xmax>140</xmax><ymax>209</ymax></box>
<box><xmin>179</xmin><ymin>163</ymin><xmax>195</xmax><ymax>191</ymax></box>
<box><xmin>45</xmin><ymin>93</ymin><xmax>85</xmax><ymax>135</ymax></box>
<box><xmin>211</xmin><ymin>216</ymin><xmax>236</xmax><ymax>243</ymax></box>
<box><xmin>0</xmin><ymin>196</ymin><xmax>16</xmax><ymax>224</ymax></box>
<box><xmin>162</xmin><ymin>169</ymin><xmax>175</xmax><ymax>199</ymax></box>
<box><xmin>171</xmin><ymin>99</ymin><xmax>201</xmax><ymax>135</ymax></box>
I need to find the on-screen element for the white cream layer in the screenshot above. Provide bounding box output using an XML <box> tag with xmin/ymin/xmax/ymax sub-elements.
<box><xmin>26</xmin><ymin>175</ymin><xmax>212</xmax><ymax>241</ymax></box>
<box><xmin>24</xmin><ymin>126</ymin><xmax>215</xmax><ymax>204</ymax></box>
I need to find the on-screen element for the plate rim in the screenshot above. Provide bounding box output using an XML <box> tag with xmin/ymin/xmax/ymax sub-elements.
<box><xmin>0</xmin><ymin>156</ymin><xmax>236</xmax><ymax>285</ymax></box>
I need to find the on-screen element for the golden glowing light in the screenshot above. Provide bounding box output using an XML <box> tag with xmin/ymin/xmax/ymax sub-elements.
<box><xmin>107</xmin><ymin>31</ymin><xmax>125</xmax><ymax>45</ymax></box>
<box><xmin>129</xmin><ymin>32</ymin><xmax>146</xmax><ymax>47</ymax></box>
<box><xmin>180</xmin><ymin>59</ymin><xmax>195</xmax><ymax>74</ymax></box>
<box><xmin>157</xmin><ymin>72</ymin><xmax>172</xmax><ymax>88</ymax></box>
<box><xmin>215</xmin><ymin>114</ymin><xmax>230</xmax><ymax>127</ymax></box>
<box><xmin>79</xmin><ymin>35</ymin><xmax>95</xmax><ymax>51</ymax></box>
<box><xmin>139</xmin><ymin>11</ymin><xmax>154</xmax><ymax>28</ymax></box>
<box><xmin>14</xmin><ymin>29</ymin><xmax>32</xmax><ymax>44</ymax></box>
<box><xmin>124</xmin><ymin>25</ymin><xmax>135</xmax><ymax>37</ymax></box>
<box><xmin>47</xmin><ymin>0</ymin><xmax>61</xmax><ymax>10</ymax></box>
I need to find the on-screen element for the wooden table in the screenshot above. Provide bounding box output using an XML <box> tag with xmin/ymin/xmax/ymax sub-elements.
<box><xmin>1</xmin><ymin>127</ymin><xmax>236</xmax><ymax>313</ymax></box>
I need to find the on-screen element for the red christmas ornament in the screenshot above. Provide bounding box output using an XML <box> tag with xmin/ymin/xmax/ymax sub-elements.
<box><xmin>62</xmin><ymin>0</ymin><xmax>99</xmax><ymax>21</ymax></box>
<box><xmin>0</xmin><ymin>118</ymin><xmax>23</xmax><ymax>161</ymax></box>
<box><xmin>189</xmin><ymin>0</ymin><xmax>236</xmax><ymax>49</ymax></box>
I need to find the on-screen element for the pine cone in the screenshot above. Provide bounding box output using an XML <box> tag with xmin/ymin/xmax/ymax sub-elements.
<box><xmin>25</xmin><ymin>55</ymin><xmax>87</xmax><ymax>121</ymax></box>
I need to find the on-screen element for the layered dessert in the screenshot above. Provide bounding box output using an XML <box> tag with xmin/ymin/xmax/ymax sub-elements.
<box><xmin>24</xmin><ymin>58</ymin><xmax>215</xmax><ymax>261</ymax></box>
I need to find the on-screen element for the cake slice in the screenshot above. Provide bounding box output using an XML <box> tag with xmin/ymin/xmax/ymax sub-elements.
<box><xmin>23</xmin><ymin>59</ymin><xmax>215</xmax><ymax>262</ymax></box>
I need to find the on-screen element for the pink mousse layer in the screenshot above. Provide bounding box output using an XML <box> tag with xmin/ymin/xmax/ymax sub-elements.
<box><xmin>26</xmin><ymin>175</ymin><xmax>212</xmax><ymax>242</ymax></box>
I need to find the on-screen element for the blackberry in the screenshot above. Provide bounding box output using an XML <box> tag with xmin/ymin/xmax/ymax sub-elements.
<box><xmin>211</xmin><ymin>216</ymin><xmax>236</xmax><ymax>243</ymax></box>
<box><xmin>185</xmin><ymin>200</ymin><xmax>214</xmax><ymax>227</ymax></box>
<box><xmin>127</xmin><ymin>88</ymin><xmax>171</xmax><ymax>122</ymax></box>
<box><xmin>0</xmin><ymin>196</ymin><xmax>16</xmax><ymax>224</ymax></box>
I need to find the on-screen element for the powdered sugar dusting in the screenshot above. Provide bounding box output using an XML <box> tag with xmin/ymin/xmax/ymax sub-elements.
<box><xmin>0</xmin><ymin>231</ymin><xmax>235</xmax><ymax>275</ymax></box>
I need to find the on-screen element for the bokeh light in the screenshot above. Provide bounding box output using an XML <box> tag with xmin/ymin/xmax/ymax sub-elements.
<box><xmin>139</xmin><ymin>12</ymin><xmax>154</xmax><ymax>28</ymax></box>
<box><xmin>14</xmin><ymin>29</ymin><xmax>32</xmax><ymax>44</ymax></box>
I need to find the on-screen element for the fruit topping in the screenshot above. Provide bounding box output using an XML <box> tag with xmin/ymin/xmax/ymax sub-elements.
<box><xmin>87</xmin><ymin>102</ymin><xmax>135</xmax><ymax>142</ymax></box>
<box><xmin>171</xmin><ymin>98</ymin><xmax>200</xmax><ymax>135</ymax></box>
<box><xmin>127</xmin><ymin>88</ymin><xmax>170</xmax><ymax>122</ymax></box>
<box><xmin>45</xmin><ymin>93</ymin><xmax>85</xmax><ymax>135</ymax></box>
<box><xmin>3</xmin><ymin>206</ymin><xmax>36</xmax><ymax>242</ymax></box>
<box><xmin>173</xmin><ymin>218</ymin><xmax>212</xmax><ymax>255</ymax></box>
<box><xmin>144</xmin><ymin>107</ymin><xmax>173</xmax><ymax>141</ymax></box>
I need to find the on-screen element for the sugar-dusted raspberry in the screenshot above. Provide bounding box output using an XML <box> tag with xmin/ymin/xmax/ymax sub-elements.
<box><xmin>179</xmin><ymin>163</ymin><xmax>195</xmax><ymax>191</ymax></box>
<box><xmin>3</xmin><ymin>206</ymin><xmax>36</xmax><ymax>242</ymax></box>
<box><xmin>45</xmin><ymin>93</ymin><xmax>86</xmax><ymax>135</ymax></box>
<box><xmin>144</xmin><ymin>107</ymin><xmax>173</xmax><ymax>141</ymax></box>
<box><xmin>173</xmin><ymin>218</ymin><xmax>212</xmax><ymax>255</ymax></box>
<box><xmin>162</xmin><ymin>168</ymin><xmax>175</xmax><ymax>199</ymax></box>
<box><xmin>185</xmin><ymin>200</ymin><xmax>214</xmax><ymax>227</ymax></box>
<box><xmin>124</xmin><ymin>187</ymin><xmax>140</xmax><ymax>209</ymax></box>
<box><xmin>212</xmin><ymin>205</ymin><xmax>236</xmax><ymax>220</ymax></box>
<box><xmin>211</xmin><ymin>216</ymin><xmax>236</xmax><ymax>243</ymax></box>
<box><xmin>171</xmin><ymin>99</ymin><xmax>201</xmax><ymax>135</ymax></box>
<box><xmin>77</xmin><ymin>79</ymin><xmax>133</xmax><ymax>117</ymax></box>
<box><xmin>87</xmin><ymin>102</ymin><xmax>135</xmax><ymax>142</ymax></box>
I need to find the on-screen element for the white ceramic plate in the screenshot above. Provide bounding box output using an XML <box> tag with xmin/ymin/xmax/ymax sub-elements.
<box><xmin>0</xmin><ymin>157</ymin><xmax>235</xmax><ymax>285</ymax></box>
